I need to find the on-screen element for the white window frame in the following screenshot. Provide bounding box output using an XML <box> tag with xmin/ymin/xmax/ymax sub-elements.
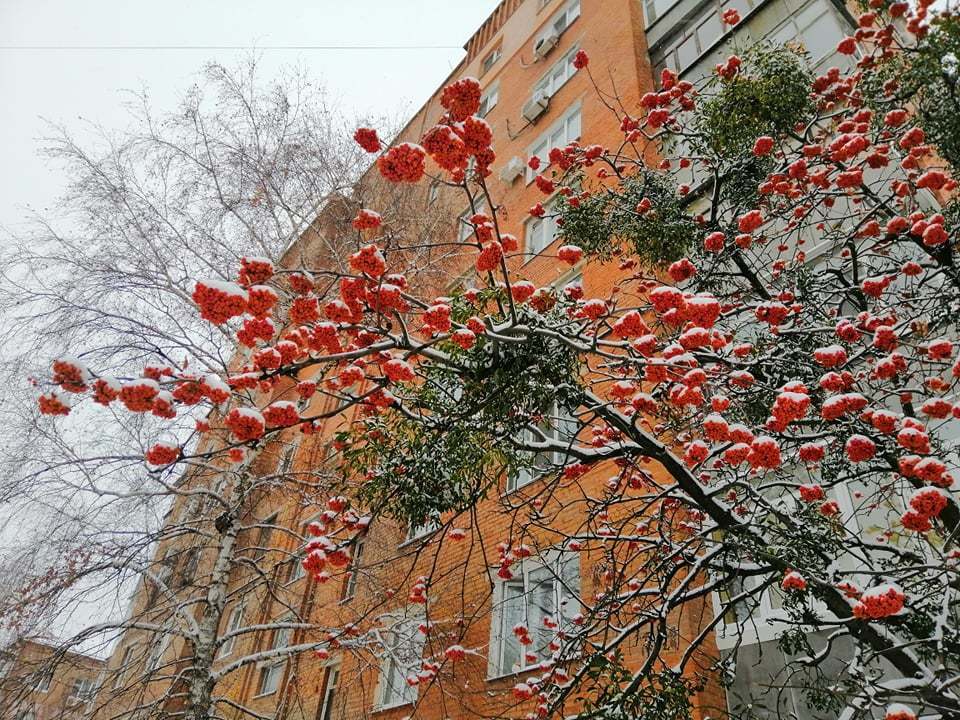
<box><xmin>145</xmin><ymin>626</ymin><xmax>172</xmax><ymax>675</ymax></box>
<box><xmin>288</xmin><ymin>513</ymin><xmax>323</xmax><ymax>584</ymax></box>
<box><xmin>68</xmin><ymin>677</ymin><xmax>97</xmax><ymax>703</ymax></box>
<box><xmin>375</xmin><ymin>611</ymin><xmax>427</xmax><ymax>710</ymax></box>
<box><xmin>644</xmin><ymin>0</ymin><xmax>682</xmax><ymax>25</ymax></box>
<box><xmin>508</xmin><ymin>400</ymin><xmax>578</xmax><ymax>492</ymax></box>
<box><xmin>479</xmin><ymin>81</ymin><xmax>500</xmax><ymax>118</ymax></box>
<box><xmin>525</xmin><ymin>102</ymin><xmax>582</xmax><ymax>183</ymax></box>
<box><xmin>524</xmin><ymin>206</ymin><xmax>560</xmax><ymax>257</ymax></box>
<box><xmin>112</xmin><ymin>645</ymin><xmax>135</xmax><ymax>689</ymax></box>
<box><xmin>405</xmin><ymin>513</ymin><xmax>441</xmax><ymax>544</ymax></box>
<box><xmin>218</xmin><ymin>602</ymin><xmax>246</xmax><ymax>658</ymax></box>
<box><xmin>340</xmin><ymin>538</ymin><xmax>365</xmax><ymax>602</ymax></box>
<box><xmin>426</xmin><ymin>180</ymin><xmax>440</xmax><ymax>206</ymax></box>
<box><xmin>488</xmin><ymin>551</ymin><xmax>580</xmax><ymax>678</ymax></box>
<box><xmin>255</xmin><ymin>618</ymin><xmax>293</xmax><ymax>697</ymax></box>
<box><xmin>481</xmin><ymin>45</ymin><xmax>502</xmax><ymax>76</ymax></box>
<box><xmin>532</xmin><ymin>45</ymin><xmax>580</xmax><ymax>101</ymax></box>
<box><xmin>34</xmin><ymin>671</ymin><xmax>52</xmax><ymax>693</ymax></box>
<box><xmin>537</xmin><ymin>0</ymin><xmax>581</xmax><ymax>46</ymax></box>
<box><xmin>318</xmin><ymin>662</ymin><xmax>340</xmax><ymax>720</ymax></box>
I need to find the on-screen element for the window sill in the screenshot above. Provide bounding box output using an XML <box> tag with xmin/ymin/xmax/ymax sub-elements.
<box><xmin>486</xmin><ymin>664</ymin><xmax>547</xmax><ymax>682</ymax></box>
<box><xmin>373</xmin><ymin>699</ymin><xmax>415</xmax><ymax>713</ymax></box>
<box><xmin>397</xmin><ymin>530</ymin><xmax>439</xmax><ymax>549</ymax></box>
<box><xmin>252</xmin><ymin>689</ymin><xmax>278</xmax><ymax>699</ymax></box>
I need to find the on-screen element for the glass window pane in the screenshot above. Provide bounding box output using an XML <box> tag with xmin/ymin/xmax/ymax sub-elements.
<box><xmin>676</xmin><ymin>34</ymin><xmax>699</xmax><ymax>69</ymax></box>
<box><xmin>697</xmin><ymin>11</ymin><xmax>724</xmax><ymax>51</ymax></box>
<box><xmin>798</xmin><ymin>8</ymin><xmax>843</xmax><ymax>61</ymax></box>
<box><xmin>566</xmin><ymin>108</ymin><xmax>581</xmax><ymax>141</ymax></box>
<box><xmin>500</xmin><ymin>583</ymin><xmax>525</xmax><ymax>672</ymax></box>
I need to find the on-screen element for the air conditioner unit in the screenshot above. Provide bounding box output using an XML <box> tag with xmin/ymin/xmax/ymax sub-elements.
<box><xmin>521</xmin><ymin>91</ymin><xmax>550</xmax><ymax>123</ymax></box>
<box><xmin>500</xmin><ymin>156</ymin><xmax>526</xmax><ymax>184</ymax></box>
<box><xmin>533</xmin><ymin>31</ymin><xmax>560</xmax><ymax>60</ymax></box>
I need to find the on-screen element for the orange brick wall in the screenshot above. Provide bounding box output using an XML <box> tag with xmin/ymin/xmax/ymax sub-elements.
<box><xmin>95</xmin><ymin>1</ymin><xmax>730</xmax><ymax>719</ymax></box>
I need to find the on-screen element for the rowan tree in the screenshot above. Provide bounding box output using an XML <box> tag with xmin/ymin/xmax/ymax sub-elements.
<box><xmin>19</xmin><ymin>2</ymin><xmax>960</xmax><ymax>720</ymax></box>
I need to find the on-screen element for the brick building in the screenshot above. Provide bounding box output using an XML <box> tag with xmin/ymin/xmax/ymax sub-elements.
<box><xmin>0</xmin><ymin>639</ymin><xmax>104</xmax><ymax>720</ymax></box>
<box><xmin>91</xmin><ymin>0</ymin><xmax>859</xmax><ymax>719</ymax></box>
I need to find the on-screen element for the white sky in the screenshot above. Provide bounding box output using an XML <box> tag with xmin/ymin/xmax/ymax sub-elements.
<box><xmin>0</xmin><ymin>0</ymin><xmax>501</xmax><ymax>234</ymax></box>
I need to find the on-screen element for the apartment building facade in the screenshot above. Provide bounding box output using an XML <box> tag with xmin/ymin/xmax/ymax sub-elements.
<box><xmin>90</xmin><ymin>0</ymin><xmax>860</xmax><ymax>719</ymax></box>
<box><xmin>0</xmin><ymin>639</ymin><xmax>104</xmax><ymax>720</ymax></box>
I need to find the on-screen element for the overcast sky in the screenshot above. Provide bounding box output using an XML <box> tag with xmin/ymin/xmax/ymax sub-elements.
<box><xmin>0</xmin><ymin>0</ymin><xmax>501</xmax><ymax>234</ymax></box>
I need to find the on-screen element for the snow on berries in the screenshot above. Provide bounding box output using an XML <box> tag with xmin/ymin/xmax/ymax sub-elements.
<box><xmin>377</xmin><ymin>143</ymin><xmax>426</xmax><ymax>183</ymax></box>
<box><xmin>852</xmin><ymin>583</ymin><xmax>905</xmax><ymax>619</ymax></box>
<box><xmin>225</xmin><ymin>407</ymin><xmax>266</xmax><ymax>442</ymax></box>
<box><xmin>798</xmin><ymin>483</ymin><xmax>825</xmax><ymax>502</ymax></box>
<box><xmin>38</xmin><ymin>390</ymin><xmax>71</xmax><ymax>416</ymax></box>
<box><xmin>612</xmin><ymin>310</ymin><xmax>650</xmax><ymax>338</ymax></box>
<box><xmin>813</xmin><ymin>344</ymin><xmax>847</xmax><ymax>368</ymax></box>
<box><xmin>262</xmin><ymin>401</ymin><xmax>301</xmax><ymax>428</ymax></box>
<box><xmin>349</xmin><ymin>243</ymin><xmax>387</xmax><ymax>277</ymax></box>
<box><xmin>51</xmin><ymin>357</ymin><xmax>90</xmax><ymax>392</ymax></box>
<box><xmin>422</xmin><ymin>303</ymin><xmax>452</xmax><ymax>333</ymax></box>
<box><xmin>444</xmin><ymin>645</ymin><xmax>466</xmax><ymax>662</ymax></box>
<box><xmin>557</xmin><ymin>244</ymin><xmax>583</xmax><ymax>265</ymax></box>
<box><xmin>192</xmin><ymin>280</ymin><xmax>248</xmax><ymax>324</ymax></box>
<box><xmin>844</xmin><ymin>434</ymin><xmax>876</xmax><ymax>463</ymax></box>
<box><xmin>908</xmin><ymin>486</ymin><xmax>948</xmax><ymax>520</ymax></box>
<box><xmin>237</xmin><ymin>256</ymin><xmax>274</xmax><ymax>286</ymax></box>
<box><xmin>145</xmin><ymin>442</ymin><xmax>181</xmax><ymax>466</ymax></box>
<box><xmin>439</xmin><ymin>77</ymin><xmax>481</xmax><ymax>122</ymax></box>
<box><xmin>119</xmin><ymin>378</ymin><xmax>160</xmax><ymax>412</ymax></box>
<box><xmin>885</xmin><ymin>705</ymin><xmax>917</xmax><ymax>720</ymax></box>
<box><xmin>352</xmin><ymin>209</ymin><xmax>382</xmax><ymax>231</ymax></box>
<box><xmin>781</xmin><ymin>570</ymin><xmax>807</xmax><ymax>592</ymax></box>
<box><xmin>382</xmin><ymin>358</ymin><xmax>416</xmax><ymax>383</ymax></box>
<box><xmin>737</xmin><ymin>209</ymin><xmax>764</xmax><ymax>233</ymax></box>
<box><xmin>451</xmin><ymin>328</ymin><xmax>477</xmax><ymax>350</ymax></box>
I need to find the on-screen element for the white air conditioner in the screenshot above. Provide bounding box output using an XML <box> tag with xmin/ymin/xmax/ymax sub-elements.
<box><xmin>500</xmin><ymin>156</ymin><xmax>526</xmax><ymax>184</ymax></box>
<box><xmin>521</xmin><ymin>91</ymin><xmax>550</xmax><ymax>123</ymax></box>
<box><xmin>533</xmin><ymin>31</ymin><xmax>560</xmax><ymax>60</ymax></box>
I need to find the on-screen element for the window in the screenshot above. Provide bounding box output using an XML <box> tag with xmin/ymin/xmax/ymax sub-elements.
<box><xmin>145</xmin><ymin>628</ymin><xmax>172</xmax><ymax>674</ymax></box>
<box><xmin>524</xmin><ymin>208</ymin><xmax>559</xmax><ymax>257</ymax></box>
<box><xmin>532</xmin><ymin>46</ymin><xmax>580</xmax><ymax>100</ymax></box>
<box><xmin>340</xmin><ymin>539</ymin><xmax>365</xmax><ymax>602</ymax></box>
<box><xmin>405</xmin><ymin>514</ymin><xmax>440</xmax><ymax>543</ymax></box>
<box><xmin>318</xmin><ymin>665</ymin><xmax>340</xmax><ymax>720</ymax></box>
<box><xmin>34</xmin><ymin>671</ymin><xmax>52</xmax><ymax>692</ymax></box>
<box><xmin>177</xmin><ymin>547</ymin><xmax>200</xmax><ymax>587</ymax></box>
<box><xmin>651</xmin><ymin>0</ymin><xmax>756</xmax><ymax>75</ymax></box>
<box><xmin>478</xmin><ymin>82</ymin><xmax>499</xmax><ymax>118</ymax></box>
<box><xmin>508</xmin><ymin>400</ymin><xmax>579</xmax><ymax>491</ymax></box>
<box><xmin>426</xmin><ymin>181</ymin><xmax>440</xmax><ymax>206</ymax></box>
<box><xmin>768</xmin><ymin>0</ymin><xmax>845</xmax><ymax>67</ymax></box>
<box><xmin>489</xmin><ymin>553</ymin><xmax>580</xmax><ymax>677</ymax></box>
<box><xmin>288</xmin><ymin>514</ymin><xmax>323</xmax><ymax>583</ymax></box>
<box><xmin>540</xmin><ymin>0</ymin><xmax>580</xmax><ymax>40</ymax></box>
<box><xmin>252</xmin><ymin>512</ymin><xmax>278</xmax><ymax>561</ymax></box>
<box><xmin>481</xmin><ymin>46</ymin><xmax>502</xmax><ymax>75</ymax></box>
<box><xmin>277</xmin><ymin>439</ymin><xmax>300</xmax><ymax>476</ymax></box>
<box><xmin>376</xmin><ymin>614</ymin><xmax>426</xmax><ymax>709</ymax></box>
<box><xmin>146</xmin><ymin>551</ymin><xmax>175</xmax><ymax>608</ymax></box>
<box><xmin>112</xmin><ymin>646</ymin><xmax>134</xmax><ymax>689</ymax></box>
<box><xmin>256</xmin><ymin>622</ymin><xmax>293</xmax><ymax>696</ymax></box>
<box><xmin>644</xmin><ymin>0</ymin><xmax>681</xmax><ymax>25</ymax></box>
<box><xmin>69</xmin><ymin>677</ymin><xmax>97</xmax><ymax>703</ymax></box>
<box><xmin>218</xmin><ymin>602</ymin><xmax>245</xmax><ymax>658</ymax></box>
<box><xmin>526</xmin><ymin>103</ymin><xmax>582</xmax><ymax>183</ymax></box>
